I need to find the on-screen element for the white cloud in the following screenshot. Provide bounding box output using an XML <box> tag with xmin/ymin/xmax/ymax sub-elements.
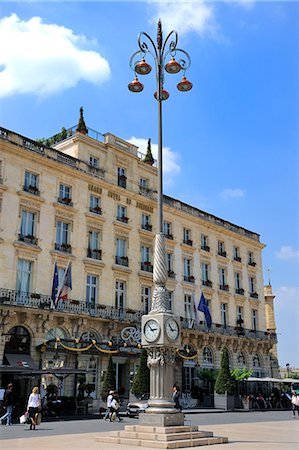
<box><xmin>127</xmin><ymin>137</ymin><xmax>180</xmax><ymax>184</ymax></box>
<box><xmin>0</xmin><ymin>14</ymin><xmax>110</xmax><ymax>97</ymax></box>
<box><xmin>276</xmin><ymin>246</ymin><xmax>299</xmax><ymax>261</ymax></box>
<box><xmin>149</xmin><ymin>0</ymin><xmax>216</xmax><ymax>37</ymax></box>
<box><xmin>220</xmin><ymin>188</ymin><xmax>245</xmax><ymax>200</ymax></box>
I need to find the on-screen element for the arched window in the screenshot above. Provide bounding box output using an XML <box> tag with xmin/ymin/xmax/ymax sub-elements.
<box><xmin>237</xmin><ymin>352</ymin><xmax>246</xmax><ymax>367</ymax></box>
<box><xmin>4</xmin><ymin>326</ymin><xmax>30</xmax><ymax>354</ymax></box>
<box><xmin>80</xmin><ymin>330</ymin><xmax>100</xmax><ymax>342</ymax></box>
<box><xmin>253</xmin><ymin>354</ymin><xmax>260</xmax><ymax>367</ymax></box>
<box><xmin>45</xmin><ymin>327</ymin><xmax>67</xmax><ymax>341</ymax></box>
<box><xmin>203</xmin><ymin>347</ymin><xmax>213</xmax><ymax>365</ymax></box>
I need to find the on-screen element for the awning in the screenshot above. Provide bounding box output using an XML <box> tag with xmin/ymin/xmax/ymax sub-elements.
<box><xmin>246</xmin><ymin>377</ymin><xmax>283</xmax><ymax>383</ymax></box>
<box><xmin>4</xmin><ymin>353</ymin><xmax>38</xmax><ymax>369</ymax></box>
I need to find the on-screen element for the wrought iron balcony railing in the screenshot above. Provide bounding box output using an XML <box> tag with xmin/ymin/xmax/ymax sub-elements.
<box><xmin>250</xmin><ymin>292</ymin><xmax>259</xmax><ymax>299</ymax></box>
<box><xmin>218</xmin><ymin>251</ymin><xmax>227</xmax><ymax>257</ymax></box>
<box><xmin>0</xmin><ymin>288</ymin><xmax>142</xmax><ymax>323</ymax></box>
<box><xmin>167</xmin><ymin>270</ymin><xmax>176</xmax><ymax>279</ymax></box>
<box><xmin>18</xmin><ymin>234</ymin><xmax>38</xmax><ymax>245</ymax></box>
<box><xmin>117</xmin><ymin>216</ymin><xmax>129</xmax><ymax>224</ymax></box>
<box><xmin>141</xmin><ymin>223</ymin><xmax>152</xmax><ymax>232</ymax></box>
<box><xmin>164</xmin><ymin>233</ymin><xmax>174</xmax><ymax>240</ymax></box>
<box><xmin>183</xmin><ymin>239</ymin><xmax>193</xmax><ymax>246</ymax></box>
<box><xmin>235</xmin><ymin>288</ymin><xmax>245</xmax><ymax>295</ymax></box>
<box><xmin>201</xmin><ymin>245</ymin><xmax>210</xmax><ymax>252</ymax></box>
<box><xmin>234</xmin><ymin>256</ymin><xmax>242</xmax><ymax>262</ymax></box>
<box><xmin>55</xmin><ymin>243</ymin><xmax>72</xmax><ymax>253</ymax></box>
<box><xmin>58</xmin><ymin>197</ymin><xmax>73</xmax><ymax>207</ymax></box>
<box><xmin>202</xmin><ymin>280</ymin><xmax>212</xmax><ymax>288</ymax></box>
<box><xmin>115</xmin><ymin>256</ymin><xmax>129</xmax><ymax>267</ymax></box>
<box><xmin>23</xmin><ymin>185</ymin><xmax>40</xmax><ymax>196</ymax></box>
<box><xmin>141</xmin><ymin>262</ymin><xmax>153</xmax><ymax>272</ymax></box>
<box><xmin>89</xmin><ymin>206</ymin><xmax>102</xmax><ymax>215</ymax></box>
<box><xmin>219</xmin><ymin>284</ymin><xmax>229</xmax><ymax>291</ymax></box>
<box><xmin>184</xmin><ymin>275</ymin><xmax>195</xmax><ymax>283</ymax></box>
<box><xmin>87</xmin><ymin>248</ymin><xmax>102</xmax><ymax>260</ymax></box>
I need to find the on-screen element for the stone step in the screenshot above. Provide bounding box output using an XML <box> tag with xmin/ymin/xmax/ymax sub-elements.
<box><xmin>116</xmin><ymin>431</ymin><xmax>214</xmax><ymax>441</ymax></box>
<box><xmin>97</xmin><ymin>435</ymin><xmax>228</xmax><ymax>449</ymax></box>
<box><xmin>124</xmin><ymin>425</ymin><xmax>199</xmax><ymax>434</ymax></box>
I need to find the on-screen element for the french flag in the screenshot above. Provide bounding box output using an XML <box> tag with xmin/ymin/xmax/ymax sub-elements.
<box><xmin>55</xmin><ymin>261</ymin><xmax>72</xmax><ymax>306</ymax></box>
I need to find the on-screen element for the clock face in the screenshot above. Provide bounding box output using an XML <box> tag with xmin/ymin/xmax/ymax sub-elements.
<box><xmin>144</xmin><ymin>319</ymin><xmax>161</xmax><ymax>343</ymax></box>
<box><xmin>165</xmin><ymin>318</ymin><xmax>180</xmax><ymax>341</ymax></box>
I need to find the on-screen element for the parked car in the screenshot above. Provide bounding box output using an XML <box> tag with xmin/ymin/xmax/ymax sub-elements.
<box><xmin>126</xmin><ymin>393</ymin><xmax>150</xmax><ymax>417</ymax></box>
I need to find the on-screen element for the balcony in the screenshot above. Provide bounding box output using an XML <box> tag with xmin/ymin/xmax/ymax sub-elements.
<box><xmin>115</xmin><ymin>256</ymin><xmax>129</xmax><ymax>267</ymax></box>
<box><xmin>219</xmin><ymin>284</ymin><xmax>229</xmax><ymax>291</ymax></box>
<box><xmin>0</xmin><ymin>287</ymin><xmax>142</xmax><ymax>323</ymax></box>
<box><xmin>58</xmin><ymin>197</ymin><xmax>73</xmax><ymax>207</ymax></box>
<box><xmin>248</xmin><ymin>261</ymin><xmax>256</xmax><ymax>267</ymax></box>
<box><xmin>218</xmin><ymin>251</ymin><xmax>227</xmax><ymax>258</ymax></box>
<box><xmin>164</xmin><ymin>233</ymin><xmax>174</xmax><ymax>240</ymax></box>
<box><xmin>183</xmin><ymin>239</ymin><xmax>193</xmax><ymax>246</ymax></box>
<box><xmin>202</xmin><ymin>280</ymin><xmax>212</xmax><ymax>288</ymax></box>
<box><xmin>167</xmin><ymin>270</ymin><xmax>176</xmax><ymax>279</ymax></box>
<box><xmin>139</xmin><ymin>185</ymin><xmax>154</xmax><ymax>198</ymax></box>
<box><xmin>89</xmin><ymin>206</ymin><xmax>102</xmax><ymax>215</ymax></box>
<box><xmin>234</xmin><ymin>256</ymin><xmax>242</xmax><ymax>263</ymax></box>
<box><xmin>141</xmin><ymin>223</ymin><xmax>152</xmax><ymax>232</ymax></box>
<box><xmin>87</xmin><ymin>248</ymin><xmax>102</xmax><ymax>260</ymax></box>
<box><xmin>180</xmin><ymin>317</ymin><xmax>277</xmax><ymax>342</ymax></box>
<box><xmin>118</xmin><ymin>175</ymin><xmax>127</xmax><ymax>189</ymax></box>
<box><xmin>201</xmin><ymin>245</ymin><xmax>210</xmax><ymax>252</ymax></box>
<box><xmin>250</xmin><ymin>292</ymin><xmax>259</xmax><ymax>299</ymax></box>
<box><xmin>55</xmin><ymin>243</ymin><xmax>72</xmax><ymax>253</ymax></box>
<box><xmin>184</xmin><ymin>275</ymin><xmax>195</xmax><ymax>283</ymax></box>
<box><xmin>141</xmin><ymin>262</ymin><xmax>153</xmax><ymax>273</ymax></box>
<box><xmin>18</xmin><ymin>234</ymin><xmax>38</xmax><ymax>245</ymax></box>
<box><xmin>235</xmin><ymin>288</ymin><xmax>245</xmax><ymax>295</ymax></box>
<box><xmin>117</xmin><ymin>216</ymin><xmax>129</xmax><ymax>224</ymax></box>
<box><xmin>23</xmin><ymin>185</ymin><xmax>40</xmax><ymax>196</ymax></box>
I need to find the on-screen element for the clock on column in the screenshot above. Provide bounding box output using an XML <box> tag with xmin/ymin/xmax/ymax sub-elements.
<box><xmin>144</xmin><ymin>318</ymin><xmax>161</xmax><ymax>343</ymax></box>
<box><xmin>165</xmin><ymin>318</ymin><xmax>180</xmax><ymax>341</ymax></box>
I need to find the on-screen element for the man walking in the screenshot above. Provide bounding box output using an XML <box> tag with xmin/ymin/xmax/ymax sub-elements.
<box><xmin>0</xmin><ymin>383</ymin><xmax>14</xmax><ymax>425</ymax></box>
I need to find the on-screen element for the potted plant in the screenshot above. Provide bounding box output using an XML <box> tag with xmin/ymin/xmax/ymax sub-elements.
<box><xmin>214</xmin><ymin>347</ymin><xmax>236</xmax><ymax>410</ymax></box>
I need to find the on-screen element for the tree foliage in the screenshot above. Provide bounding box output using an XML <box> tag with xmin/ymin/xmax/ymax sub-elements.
<box><xmin>230</xmin><ymin>368</ymin><xmax>253</xmax><ymax>381</ymax></box>
<box><xmin>197</xmin><ymin>368</ymin><xmax>218</xmax><ymax>382</ymax></box>
<box><xmin>214</xmin><ymin>348</ymin><xmax>236</xmax><ymax>395</ymax></box>
<box><xmin>131</xmin><ymin>349</ymin><xmax>150</xmax><ymax>397</ymax></box>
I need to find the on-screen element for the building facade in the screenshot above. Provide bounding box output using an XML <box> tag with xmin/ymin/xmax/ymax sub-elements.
<box><xmin>0</xmin><ymin>115</ymin><xmax>279</xmax><ymax>410</ymax></box>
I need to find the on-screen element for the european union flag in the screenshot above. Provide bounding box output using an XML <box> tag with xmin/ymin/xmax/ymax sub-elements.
<box><xmin>198</xmin><ymin>293</ymin><xmax>212</xmax><ymax>329</ymax></box>
<box><xmin>51</xmin><ymin>261</ymin><xmax>59</xmax><ymax>305</ymax></box>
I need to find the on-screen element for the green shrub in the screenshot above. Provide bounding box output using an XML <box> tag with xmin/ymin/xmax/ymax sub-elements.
<box><xmin>214</xmin><ymin>348</ymin><xmax>235</xmax><ymax>395</ymax></box>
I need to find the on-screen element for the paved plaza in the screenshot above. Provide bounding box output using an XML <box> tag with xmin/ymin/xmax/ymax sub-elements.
<box><xmin>0</xmin><ymin>411</ymin><xmax>298</xmax><ymax>450</ymax></box>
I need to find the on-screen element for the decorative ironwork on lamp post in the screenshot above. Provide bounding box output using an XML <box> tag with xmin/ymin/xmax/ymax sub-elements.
<box><xmin>129</xmin><ymin>21</ymin><xmax>192</xmax><ymax>423</ymax></box>
<box><xmin>129</xmin><ymin>19</ymin><xmax>192</xmax><ymax>315</ymax></box>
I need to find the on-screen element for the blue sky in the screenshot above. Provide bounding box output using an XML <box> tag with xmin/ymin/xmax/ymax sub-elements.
<box><xmin>0</xmin><ymin>1</ymin><xmax>298</xmax><ymax>369</ymax></box>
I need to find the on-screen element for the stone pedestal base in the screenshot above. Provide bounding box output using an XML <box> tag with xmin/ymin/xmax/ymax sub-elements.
<box><xmin>139</xmin><ymin>412</ymin><xmax>185</xmax><ymax>427</ymax></box>
<box><xmin>97</xmin><ymin>425</ymin><xmax>229</xmax><ymax>448</ymax></box>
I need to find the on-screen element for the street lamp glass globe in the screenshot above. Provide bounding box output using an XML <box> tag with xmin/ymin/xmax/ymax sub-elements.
<box><xmin>165</xmin><ymin>57</ymin><xmax>181</xmax><ymax>74</ymax></box>
<box><xmin>154</xmin><ymin>89</ymin><xmax>170</xmax><ymax>101</ymax></box>
<box><xmin>135</xmin><ymin>58</ymin><xmax>152</xmax><ymax>75</ymax></box>
<box><xmin>128</xmin><ymin>77</ymin><xmax>144</xmax><ymax>93</ymax></box>
<box><xmin>177</xmin><ymin>76</ymin><xmax>193</xmax><ymax>92</ymax></box>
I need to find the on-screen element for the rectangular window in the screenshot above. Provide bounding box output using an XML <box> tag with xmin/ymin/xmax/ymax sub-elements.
<box><xmin>139</xmin><ymin>178</ymin><xmax>149</xmax><ymax>194</ymax></box>
<box><xmin>56</xmin><ymin>221</ymin><xmax>69</xmax><ymax>245</ymax></box>
<box><xmin>86</xmin><ymin>274</ymin><xmax>98</xmax><ymax>306</ymax></box>
<box><xmin>201</xmin><ymin>263</ymin><xmax>209</xmax><ymax>281</ymax></box>
<box><xmin>237</xmin><ymin>306</ymin><xmax>243</xmax><ymax>321</ymax></box>
<box><xmin>249</xmin><ymin>276</ymin><xmax>256</xmax><ymax>294</ymax></box>
<box><xmin>201</xmin><ymin>234</ymin><xmax>210</xmax><ymax>251</ymax></box>
<box><xmin>183</xmin><ymin>258</ymin><xmax>192</xmax><ymax>280</ymax></box>
<box><xmin>141</xmin><ymin>245</ymin><xmax>150</xmax><ymax>263</ymax></box>
<box><xmin>59</xmin><ymin>183</ymin><xmax>71</xmax><ymax>200</ymax></box>
<box><xmin>221</xmin><ymin>302</ymin><xmax>227</xmax><ymax>327</ymax></box>
<box><xmin>115</xmin><ymin>280</ymin><xmax>126</xmax><ymax>309</ymax></box>
<box><xmin>219</xmin><ymin>267</ymin><xmax>227</xmax><ymax>287</ymax></box>
<box><xmin>234</xmin><ymin>246</ymin><xmax>241</xmax><ymax>262</ymax></box>
<box><xmin>116</xmin><ymin>238</ymin><xmax>126</xmax><ymax>257</ymax></box>
<box><xmin>89</xmin><ymin>156</ymin><xmax>99</xmax><ymax>168</ymax></box>
<box><xmin>248</xmin><ymin>251</ymin><xmax>256</xmax><ymax>266</ymax></box>
<box><xmin>251</xmin><ymin>309</ymin><xmax>257</xmax><ymax>331</ymax></box>
<box><xmin>88</xmin><ymin>230</ymin><xmax>101</xmax><ymax>259</ymax></box>
<box><xmin>118</xmin><ymin>167</ymin><xmax>127</xmax><ymax>188</ymax></box>
<box><xmin>163</xmin><ymin>221</ymin><xmax>173</xmax><ymax>239</ymax></box>
<box><xmin>0</xmin><ymin>160</ymin><xmax>3</xmax><ymax>182</ymax></box>
<box><xmin>141</xmin><ymin>286</ymin><xmax>151</xmax><ymax>314</ymax></box>
<box><xmin>89</xmin><ymin>194</ymin><xmax>101</xmax><ymax>214</ymax></box>
<box><xmin>24</xmin><ymin>171</ymin><xmax>39</xmax><ymax>190</ymax></box>
<box><xmin>16</xmin><ymin>259</ymin><xmax>32</xmax><ymax>293</ymax></box>
<box><xmin>20</xmin><ymin>210</ymin><xmax>36</xmax><ymax>238</ymax></box>
<box><xmin>184</xmin><ymin>294</ymin><xmax>193</xmax><ymax>319</ymax></box>
<box><xmin>141</xmin><ymin>213</ymin><xmax>152</xmax><ymax>230</ymax></box>
<box><xmin>117</xmin><ymin>205</ymin><xmax>128</xmax><ymax>222</ymax></box>
<box><xmin>166</xmin><ymin>253</ymin><xmax>173</xmax><ymax>272</ymax></box>
<box><xmin>218</xmin><ymin>241</ymin><xmax>226</xmax><ymax>256</ymax></box>
<box><xmin>234</xmin><ymin>272</ymin><xmax>241</xmax><ymax>290</ymax></box>
<box><xmin>183</xmin><ymin>228</ymin><xmax>192</xmax><ymax>245</ymax></box>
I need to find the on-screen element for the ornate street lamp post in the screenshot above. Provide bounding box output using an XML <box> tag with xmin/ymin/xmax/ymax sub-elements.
<box><xmin>129</xmin><ymin>20</ymin><xmax>192</xmax><ymax>427</ymax></box>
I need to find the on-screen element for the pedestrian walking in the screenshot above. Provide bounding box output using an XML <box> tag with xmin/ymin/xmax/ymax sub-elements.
<box><xmin>27</xmin><ymin>386</ymin><xmax>41</xmax><ymax>430</ymax></box>
<box><xmin>0</xmin><ymin>383</ymin><xmax>14</xmax><ymax>425</ymax></box>
<box><xmin>172</xmin><ymin>385</ymin><xmax>182</xmax><ymax>411</ymax></box>
<box><xmin>110</xmin><ymin>392</ymin><xmax>122</xmax><ymax>422</ymax></box>
<box><xmin>291</xmin><ymin>391</ymin><xmax>299</xmax><ymax>419</ymax></box>
<box><xmin>104</xmin><ymin>390</ymin><xmax>114</xmax><ymax>420</ymax></box>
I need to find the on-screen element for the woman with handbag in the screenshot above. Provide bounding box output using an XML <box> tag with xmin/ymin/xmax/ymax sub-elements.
<box><xmin>27</xmin><ymin>386</ymin><xmax>41</xmax><ymax>430</ymax></box>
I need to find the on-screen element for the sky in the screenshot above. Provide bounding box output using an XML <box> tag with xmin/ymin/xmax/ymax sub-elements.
<box><xmin>0</xmin><ymin>1</ymin><xmax>298</xmax><ymax>369</ymax></box>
